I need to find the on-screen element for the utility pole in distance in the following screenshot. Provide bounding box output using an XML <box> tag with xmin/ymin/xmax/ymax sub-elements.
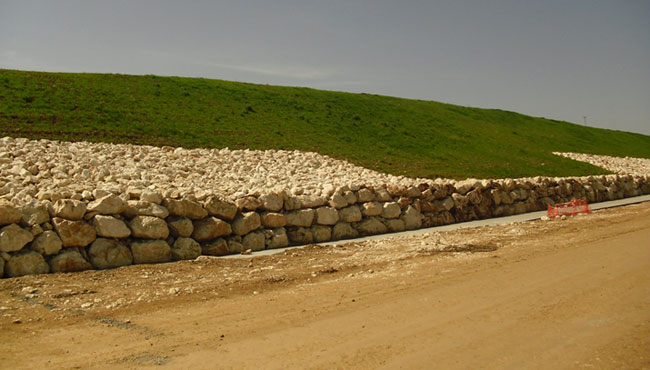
<box><xmin>583</xmin><ymin>116</ymin><xmax>587</xmax><ymax>126</ymax></box>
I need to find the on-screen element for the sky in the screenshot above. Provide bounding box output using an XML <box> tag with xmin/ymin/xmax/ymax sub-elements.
<box><xmin>1</xmin><ymin>0</ymin><xmax>649</xmax><ymax>135</ymax></box>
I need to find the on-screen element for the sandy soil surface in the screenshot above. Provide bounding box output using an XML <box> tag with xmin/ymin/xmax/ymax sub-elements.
<box><xmin>1</xmin><ymin>202</ymin><xmax>649</xmax><ymax>369</ymax></box>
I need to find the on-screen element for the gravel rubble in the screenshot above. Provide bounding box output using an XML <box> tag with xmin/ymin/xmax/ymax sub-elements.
<box><xmin>0</xmin><ymin>137</ymin><xmax>429</xmax><ymax>204</ymax></box>
<box><xmin>554</xmin><ymin>152</ymin><xmax>650</xmax><ymax>177</ymax></box>
<box><xmin>1</xmin><ymin>137</ymin><xmax>649</xmax><ymax>206</ymax></box>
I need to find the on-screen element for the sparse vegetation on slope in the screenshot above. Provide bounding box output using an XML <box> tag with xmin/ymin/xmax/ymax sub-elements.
<box><xmin>1</xmin><ymin>69</ymin><xmax>649</xmax><ymax>179</ymax></box>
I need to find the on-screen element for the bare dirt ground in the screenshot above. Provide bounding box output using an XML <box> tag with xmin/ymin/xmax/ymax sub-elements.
<box><xmin>1</xmin><ymin>202</ymin><xmax>649</xmax><ymax>369</ymax></box>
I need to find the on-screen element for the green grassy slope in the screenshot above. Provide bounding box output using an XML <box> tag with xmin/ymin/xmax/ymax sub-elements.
<box><xmin>1</xmin><ymin>69</ymin><xmax>649</xmax><ymax>179</ymax></box>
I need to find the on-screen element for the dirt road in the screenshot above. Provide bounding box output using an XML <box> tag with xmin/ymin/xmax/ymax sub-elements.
<box><xmin>1</xmin><ymin>203</ymin><xmax>649</xmax><ymax>369</ymax></box>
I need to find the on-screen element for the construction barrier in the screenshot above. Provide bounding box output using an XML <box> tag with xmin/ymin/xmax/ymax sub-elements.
<box><xmin>547</xmin><ymin>198</ymin><xmax>591</xmax><ymax>218</ymax></box>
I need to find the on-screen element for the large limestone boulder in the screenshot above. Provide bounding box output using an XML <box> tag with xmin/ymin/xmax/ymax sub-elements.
<box><xmin>227</xmin><ymin>238</ymin><xmax>244</xmax><ymax>254</ymax></box>
<box><xmin>356</xmin><ymin>188</ymin><xmax>375</xmax><ymax>203</ymax></box>
<box><xmin>284</xmin><ymin>196</ymin><xmax>302</xmax><ymax>211</ymax></box>
<box><xmin>192</xmin><ymin>217</ymin><xmax>232</xmax><ymax>242</ymax></box>
<box><xmin>315</xmin><ymin>207</ymin><xmax>339</xmax><ymax>225</ymax></box>
<box><xmin>339</xmin><ymin>206</ymin><xmax>362</xmax><ymax>223</ymax></box>
<box><xmin>21</xmin><ymin>205</ymin><xmax>50</xmax><ymax>226</ymax></box>
<box><xmin>87</xmin><ymin>194</ymin><xmax>127</xmax><ymax>215</ymax></box>
<box><xmin>52</xmin><ymin>218</ymin><xmax>97</xmax><ymax>247</ymax></box>
<box><xmin>328</xmin><ymin>194</ymin><xmax>348</xmax><ymax>209</ymax></box>
<box><xmin>232</xmin><ymin>212</ymin><xmax>261</xmax><ymax>235</ymax></box>
<box><xmin>385</xmin><ymin>219</ymin><xmax>406</xmax><ymax>233</ymax></box>
<box><xmin>357</xmin><ymin>217</ymin><xmax>388</xmax><ymax>235</ymax></box>
<box><xmin>311</xmin><ymin>225</ymin><xmax>332</xmax><ymax>243</ymax></box>
<box><xmin>129</xmin><ymin>216</ymin><xmax>169</xmax><ymax>239</ymax></box>
<box><xmin>361</xmin><ymin>202</ymin><xmax>382</xmax><ymax>217</ymax></box>
<box><xmin>30</xmin><ymin>231</ymin><xmax>63</xmax><ymax>256</ymax></box>
<box><xmin>513</xmin><ymin>202</ymin><xmax>527</xmax><ymax>214</ymax></box>
<box><xmin>49</xmin><ymin>248</ymin><xmax>93</xmax><ymax>273</ymax></box>
<box><xmin>264</xmin><ymin>228</ymin><xmax>289</xmax><ymax>249</ymax></box>
<box><xmin>381</xmin><ymin>202</ymin><xmax>401</xmax><ymax>219</ymax></box>
<box><xmin>452</xmin><ymin>193</ymin><xmax>469</xmax><ymax>209</ymax></box>
<box><xmin>510</xmin><ymin>188</ymin><xmax>528</xmax><ymax>201</ymax></box>
<box><xmin>439</xmin><ymin>196</ymin><xmax>455</xmax><ymax>211</ymax></box>
<box><xmin>235</xmin><ymin>196</ymin><xmax>262</xmax><ymax>211</ymax></box>
<box><xmin>88</xmin><ymin>238</ymin><xmax>133</xmax><ymax>269</ymax></box>
<box><xmin>52</xmin><ymin>199</ymin><xmax>86</xmax><ymax>220</ymax></box>
<box><xmin>455</xmin><ymin>179</ymin><xmax>480</xmax><ymax>195</ymax></box>
<box><xmin>172</xmin><ymin>237</ymin><xmax>201</xmax><ymax>260</ymax></box>
<box><xmin>5</xmin><ymin>251</ymin><xmax>50</xmax><ymax>277</ymax></box>
<box><xmin>167</xmin><ymin>217</ymin><xmax>194</xmax><ymax>237</ymax></box>
<box><xmin>375</xmin><ymin>187</ymin><xmax>392</xmax><ymax>202</ymax></box>
<box><xmin>93</xmin><ymin>215</ymin><xmax>131</xmax><ymax>238</ymax></box>
<box><xmin>124</xmin><ymin>201</ymin><xmax>169</xmax><ymax>218</ymax></box>
<box><xmin>204</xmin><ymin>196</ymin><xmax>238</xmax><ymax>221</ymax></box>
<box><xmin>401</xmin><ymin>206</ymin><xmax>423</xmax><ymax>230</ymax></box>
<box><xmin>286</xmin><ymin>209</ymin><xmax>316</xmax><ymax>227</ymax></box>
<box><xmin>201</xmin><ymin>238</ymin><xmax>229</xmax><ymax>256</ymax></box>
<box><xmin>163</xmin><ymin>199</ymin><xmax>208</xmax><ymax>220</ymax></box>
<box><xmin>0</xmin><ymin>257</ymin><xmax>3</xmax><ymax>277</ymax></box>
<box><xmin>467</xmin><ymin>189</ymin><xmax>484</xmax><ymax>205</ymax></box>
<box><xmin>297</xmin><ymin>195</ymin><xmax>327</xmax><ymax>208</ymax></box>
<box><xmin>130</xmin><ymin>240</ymin><xmax>172</xmax><ymax>264</ymax></box>
<box><xmin>332</xmin><ymin>222</ymin><xmax>359</xmax><ymax>240</ymax></box>
<box><xmin>0</xmin><ymin>202</ymin><xmax>22</xmax><ymax>225</ymax></box>
<box><xmin>287</xmin><ymin>227</ymin><xmax>314</xmax><ymax>245</ymax></box>
<box><xmin>500</xmin><ymin>191</ymin><xmax>514</xmax><ymax>205</ymax></box>
<box><xmin>261</xmin><ymin>212</ymin><xmax>286</xmax><ymax>228</ymax></box>
<box><xmin>259</xmin><ymin>193</ymin><xmax>284</xmax><ymax>212</ymax></box>
<box><xmin>0</xmin><ymin>224</ymin><xmax>34</xmax><ymax>252</ymax></box>
<box><xmin>490</xmin><ymin>189</ymin><xmax>503</xmax><ymax>206</ymax></box>
<box><xmin>140</xmin><ymin>190</ymin><xmax>163</xmax><ymax>204</ymax></box>
<box><xmin>405</xmin><ymin>186</ymin><xmax>422</xmax><ymax>198</ymax></box>
<box><xmin>243</xmin><ymin>231</ymin><xmax>265</xmax><ymax>251</ymax></box>
<box><xmin>343</xmin><ymin>191</ymin><xmax>358</xmax><ymax>205</ymax></box>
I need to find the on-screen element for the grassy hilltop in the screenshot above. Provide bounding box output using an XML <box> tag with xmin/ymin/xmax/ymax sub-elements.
<box><xmin>1</xmin><ymin>68</ymin><xmax>649</xmax><ymax>179</ymax></box>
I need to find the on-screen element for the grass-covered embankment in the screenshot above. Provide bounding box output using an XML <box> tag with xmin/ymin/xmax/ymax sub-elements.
<box><xmin>1</xmin><ymin>68</ymin><xmax>649</xmax><ymax>179</ymax></box>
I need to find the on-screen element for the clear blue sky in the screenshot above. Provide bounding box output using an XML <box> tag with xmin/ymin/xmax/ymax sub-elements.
<box><xmin>1</xmin><ymin>0</ymin><xmax>648</xmax><ymax>135</ymax></box>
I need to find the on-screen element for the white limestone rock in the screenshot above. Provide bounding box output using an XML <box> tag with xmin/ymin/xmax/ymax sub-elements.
<box><xmin>128</xmin><ymin>216</ymin><xmax>169</xmax><ymax>239</ymax></box>
<box><xmin>0</xmin><ymin>224</ymin><xmax>34</xmax><ymax>252</ymax></box>
<box><xmin>124</xmin><ymin>201</ymin><xmax>169</xmax><ymax>218</ymax></box>
<box><xmin>93</xmin><ymin>215</ymin><xmax>131</xmax><ymax>239</ymax></box>
<box><xmin>52</xmin><ymin>199</ymin><xmax>86</xmax><ymax>221</ymax></box>
<box><xmin>285</xmin><ymin>209</ymin><xmax>315</xmax><ymax>227</ymax></box>
<box><xmin>87</xmin><ymin>194</ymin><xmax>127</xmax><ymax>215</ymax></box>
<box><xmin>88</xmin><ymin>238</ymin><xmax>133</xmax><ymax>269</ymax></box>
<box><xmin>21</xmin><ymin>205</ymin><xmax>50</xmax><ymax>226</ymax></box>
<box><xmin>5</xmin><ymin>251</ymin><xmax>50</xmax><ymax>277</ymax></box>
<box><xmin>232</xmin><ymin>212</ymin><xmax>261</xmax><ymax>235</ymax></box>
<box><xmin>49</xmin><ymin>248</ymin><xmax>93</xmax><ymax>273</ymax></box>
<box><xmin>130</xmin><ymin>240</ymin><xmax>172</xmax><ymax>264</ymax></box>
<box><xmin>167</xmin><ymin>217</ymin><xmax>194</xmax><ymax>237</ymax></box>
<box><xmin>172</xmin><ymin>237</ymin><xmax>202</xmax><ymax>260</ymax></box>
<box><xmin>381</xmin><ymin>202</ymin><xmax>401</xmax><ymax>219</ymax></box>
<box><xmin>315</xmin><ymin>206</ymin><xmax>339</xmax><ymax>225</ymax></box>
<box><xmin>52</xmin><ymin>218</ymin><xmax>97</xmax><ymax>247</ymax></box>
<box><xmin>30</xmin><ymin>231</ymin><xmax>63</xmax><ymax>256</ymax></box>
<box><xmin>192</xmin><ymin>217</ymin><xmax>232</xmax><ymax>242</ymax></box>
<box><xmin>0</xmin><ymin>202</ymin><xmax>22</xmax><ymax>225</ymax></box>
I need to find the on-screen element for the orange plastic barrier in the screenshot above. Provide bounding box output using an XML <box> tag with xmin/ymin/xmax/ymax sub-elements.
<box><xmin>547</xmin><ymin>198</ymin><xmax>591</xmax><ymax>218</ymax></box>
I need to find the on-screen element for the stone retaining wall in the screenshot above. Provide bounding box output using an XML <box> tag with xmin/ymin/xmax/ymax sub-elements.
<box><xmin>1</xmin><ymin>174</ymin><xmax>649</xmax><ymax>278</ymax></box>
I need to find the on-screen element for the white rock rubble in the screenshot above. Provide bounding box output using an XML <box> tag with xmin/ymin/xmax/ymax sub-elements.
<box><xmin>0</xmin><ymin>137</ymin><xmax>428</xmax><ymax>204</ymax></box>
<box><xmin>554</xmin><ymin>152</ymin><xmax>650</xmax><ymax>177</ymax></box>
